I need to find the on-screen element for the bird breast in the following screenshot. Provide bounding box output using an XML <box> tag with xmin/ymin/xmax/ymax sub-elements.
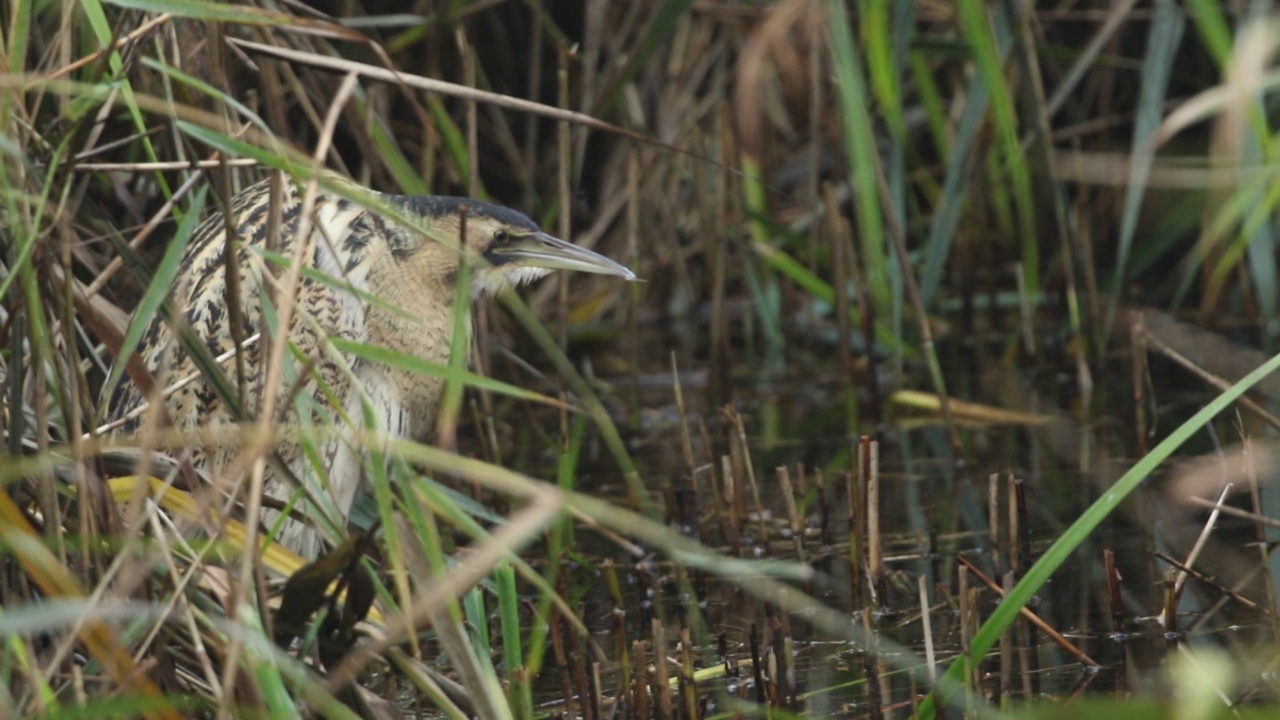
<box><xmin>353</xmin><ymin>259</ymin><xmax>466</xmax><ymax>438</ymax></box>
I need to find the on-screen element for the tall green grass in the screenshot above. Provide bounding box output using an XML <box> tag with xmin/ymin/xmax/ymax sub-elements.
<box><xmin>4</xmin><ymin>1</ymin><xmax>1280</xmax><ymax>718</ymax></box>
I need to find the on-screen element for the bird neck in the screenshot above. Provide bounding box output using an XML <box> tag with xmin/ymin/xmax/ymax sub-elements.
<box><xmin>363</xmin><ymin>272</ymin><xmax>471</xmax><ymax>359</ymax></box>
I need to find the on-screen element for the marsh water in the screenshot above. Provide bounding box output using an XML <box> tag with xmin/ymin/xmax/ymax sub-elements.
<box><xmin>490</xmin><ymin>308</ymin><xmax>1280</xmax><ymax>714</ymax></box>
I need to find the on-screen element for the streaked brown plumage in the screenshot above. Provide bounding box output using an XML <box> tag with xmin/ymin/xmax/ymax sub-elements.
<box><xmin>106</xmin><ymin>172</ymin><xmax>634</xmax><ymax>557</ymax></box>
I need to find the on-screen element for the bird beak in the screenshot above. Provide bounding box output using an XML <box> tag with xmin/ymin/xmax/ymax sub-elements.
<box><xmin>494</xmin><ymin>232</ymin><xmax>637</xmax><ymax>280</ymax></box>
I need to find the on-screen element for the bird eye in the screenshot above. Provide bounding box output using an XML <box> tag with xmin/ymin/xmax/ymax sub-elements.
<box><xmin>493</xmin><ymin>229</ymin><xmax>510</xmax><ymax>242</ymax></box>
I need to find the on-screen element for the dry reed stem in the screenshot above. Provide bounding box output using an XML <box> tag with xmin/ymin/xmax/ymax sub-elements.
<box><xmin>956</xmin><ymin>555</ymin><xmax>1099</xmax><ymax>667</ymax></box>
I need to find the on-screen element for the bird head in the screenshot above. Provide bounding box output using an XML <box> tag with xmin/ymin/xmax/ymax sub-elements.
<box><xmin>397</xmin><ymin>196</ymin><xmax>636</xmax><ymax>296</ymax></box>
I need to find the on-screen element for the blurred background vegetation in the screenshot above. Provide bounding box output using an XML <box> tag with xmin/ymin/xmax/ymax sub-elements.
<box><xmin>6</xmin><ymin>0</ymin><xmax>1280</xmax><ymax>718</ymax></box>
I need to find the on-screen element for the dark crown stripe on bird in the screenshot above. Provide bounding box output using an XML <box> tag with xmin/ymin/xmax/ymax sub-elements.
<box><xmin>401</xmin><ymin>195</ymin><xmax>540</xmax><ymax>232</ymax></box>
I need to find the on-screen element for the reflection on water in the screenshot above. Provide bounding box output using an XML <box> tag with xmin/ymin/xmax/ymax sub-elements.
<box><xmin>503</xmin><ymin>331</ymin><xmax>1280</xmax><ymax>712</ymax></box>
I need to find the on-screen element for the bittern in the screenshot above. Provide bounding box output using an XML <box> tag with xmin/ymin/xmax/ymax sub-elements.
<box><xmin>106</xmin><ymin>173</ymin><xmax>635</xmax><ymax>557</ymax></box>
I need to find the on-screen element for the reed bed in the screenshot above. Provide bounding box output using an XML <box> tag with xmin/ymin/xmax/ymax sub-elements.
<box><xmin>4</xmin><ymin>2</ymin><xmax>1280</xmax><ymax>719</ymax></box>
